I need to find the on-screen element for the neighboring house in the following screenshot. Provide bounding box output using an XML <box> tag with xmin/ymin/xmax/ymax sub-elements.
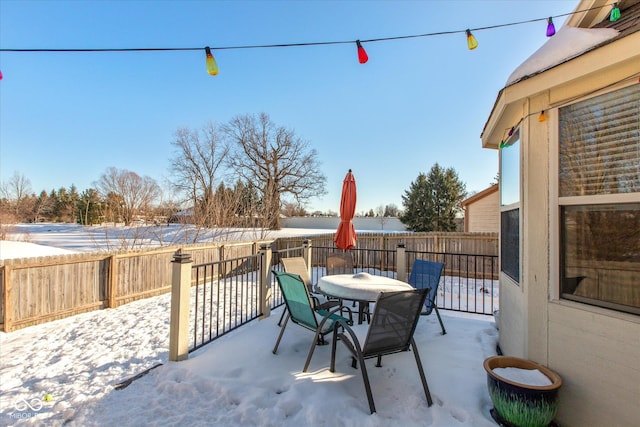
<box><xmin>481</xmin><ymin>1</ymin><xmax>639</xmax><ymax>426</ymax></box>
<box><xmin>460</xmin><ymin>184</ymin><xmax>498</xmax><ymax>232</ymax></box>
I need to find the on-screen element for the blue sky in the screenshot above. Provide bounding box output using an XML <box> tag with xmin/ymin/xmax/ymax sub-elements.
<box><xmin>0</xmin><ymin>0</ymin><xmax>575</xmax><ymax>214</ymax></box>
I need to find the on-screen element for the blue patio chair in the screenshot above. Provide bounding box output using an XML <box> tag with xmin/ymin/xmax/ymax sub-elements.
<box><xmin>329</xmin><ymin>289</ymin><xmax>433</xmax><ymax>414</ymax></box>
<box><xmin>408</xmin><ymin>259</ymin><xmax>446</xmax><ymax>335</ymax></box>
<box><xmin>272</xmin><ymin>271</ymin><xmax>352</xmax><ymax>372</ymax></box>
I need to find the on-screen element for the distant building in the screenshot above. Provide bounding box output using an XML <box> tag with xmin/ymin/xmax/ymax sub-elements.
<box><xmin>460</xmin><ymin>184</ymin><xmax>498</xmax><ymax>232</ymax></box>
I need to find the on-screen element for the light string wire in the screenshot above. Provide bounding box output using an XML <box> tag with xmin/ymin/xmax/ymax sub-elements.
<box><xmin>499</xmin><ymin>71</ymin><xmax>640</xmax><ymax>146</ymax></box>
<box><xmin>0</xmin><ymin>4</ymin><xmax>614</xmax><ymax>53</ymax></box>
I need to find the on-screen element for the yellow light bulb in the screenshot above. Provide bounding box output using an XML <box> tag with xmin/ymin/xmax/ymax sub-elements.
<box><xmin>466</xmin><ymin>30</ymin><xmax>478</xmax><ymax>50</ymax></box>
<box><xmin>204</xmin><ymin>46</ymin><xmax>219</xmax><ymax>76</ymax></box>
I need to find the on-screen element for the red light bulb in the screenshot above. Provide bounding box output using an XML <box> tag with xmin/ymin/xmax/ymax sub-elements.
<box><xmin>356</xmin><ymin>40</ymin><xmax>368</xmax><ymax>64</ymax></box>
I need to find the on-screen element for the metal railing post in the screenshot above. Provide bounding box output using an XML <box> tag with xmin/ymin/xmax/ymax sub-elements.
<box><xmin>169</xmin><ymin>251</ymin><xmax>192</xmax><ymax>361</ymax></box>
<box><xmin>396</xmin><ymin>243</ymin><xmax>407</xmax><ymax>282</ymax></box>
<box><xmin>303</xmin><ymin>239</ymin><xmax>312</xmax><ymax>277</ymax></box>
<box><xmin>259</xmin><ymin>244</ymin><xmax>272</xmax><ymax>319</ymax></box>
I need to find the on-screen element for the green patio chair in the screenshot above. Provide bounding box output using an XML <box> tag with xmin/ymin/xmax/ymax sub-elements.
<box><xmin>272</xmin><ymin>271</ymin><xmax>352</xmax><ymax>372</ymax></box>
<box><xmin>277</xmin><ymin>257</ymin><xmax>341</xmax><ymax>326</ymax></box>
<box><xmin>329</xmin><ymin>288</ymin><xmax>433</xmax><ymax>414</ymax></box>
<box><xmin>408</xmin><ymin>259</ymin><xmax>446</xmax><ymax>335</ymax></box>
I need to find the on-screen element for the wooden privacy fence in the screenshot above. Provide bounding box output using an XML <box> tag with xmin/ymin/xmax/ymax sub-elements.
<box><xmin>0</xmin><ymin>232</ymin><xmax>497</xmax><ymax>332</ymax></box>
<box><xmin>0</xmin><ymin>240</ymin><xmax>273</xmax><ymax>332</ymax></box>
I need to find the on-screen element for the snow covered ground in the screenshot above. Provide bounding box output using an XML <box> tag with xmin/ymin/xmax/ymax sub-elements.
<box><xmin>1</xmin><ymin>223</ymin><xmax>500</xmax><ymax>426</ymax></box>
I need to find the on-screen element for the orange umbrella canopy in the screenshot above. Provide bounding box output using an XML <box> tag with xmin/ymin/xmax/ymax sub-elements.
<box><xmin>334</xmin><ymin>169</ymin><xmax>357</xmax><ymax>250</ymax></box>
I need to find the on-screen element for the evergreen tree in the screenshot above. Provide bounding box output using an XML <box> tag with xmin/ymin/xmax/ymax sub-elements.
<box><xmin>77</xmin><ymin>188</ymin><xmax>103</xmax><ymax>225</ymax></box>
<box><xmin>400</xmin><ymin>163</ymin><xmax>466</xmax><ymax>232</ymax></box>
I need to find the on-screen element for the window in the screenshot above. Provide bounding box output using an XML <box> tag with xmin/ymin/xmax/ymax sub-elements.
<box><xmin>500</xmin><ymin>130</ymin><xmax>520</xmax><ymax>283</ymax></box>
<box><xmin>558</xmin><ymin>84</ymin><xmax>640</xmax><ymax>315</ymax></box>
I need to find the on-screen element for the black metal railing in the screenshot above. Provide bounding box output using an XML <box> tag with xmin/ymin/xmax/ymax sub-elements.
<box><xmin>189</xmin><ymin>253</ymin><xmax>263</xmax><ymax>353</ymax></box>
<box><xmin>187</xmin><ymin>244</ymin><xmax>499</xmax><ymax>352</ymax></box>
<box><xmin>406</xmin><ymin>250</ymin><xmax>498</xmax><ymax>315</ymax></box>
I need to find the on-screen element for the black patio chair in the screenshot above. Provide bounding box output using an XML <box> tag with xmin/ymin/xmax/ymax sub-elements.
<box><xmin>408</xmin><ymin>259</ymin><xmax>446</xmax><ymax>335</ymax></box>
<box><xmin>272</xmin><ymin>271</ymin><xmax>352</xmax><ymax>372</ymax></box>
<box><xmin>329</xmin><ymin>288</ymin><xmax>433</xmax><ymax>414</ymax></box>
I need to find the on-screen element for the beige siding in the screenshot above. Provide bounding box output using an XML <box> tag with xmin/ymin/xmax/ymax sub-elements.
<box><xmin>548</xmin><ymin>302</ymin><xmax>640</xmax><ymax>427</ymax></box>
<box><xmin>466</xmin><ymin>191</ymin><xmax>499</xmax><ymax>232</ymax></box>
<box><xmin>480</xmin><ymin>2</ymin><xmax>640</xmax><ymax>425</ymax></box>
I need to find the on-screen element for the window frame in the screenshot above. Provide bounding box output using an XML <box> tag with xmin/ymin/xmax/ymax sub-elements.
<box><xmin>500</xmin><ymin>129</ymin><xmax>521</xmax><ymax>284</ymax></box>
<box><xmin>553</xmin><ymin>82</ymin><xmax>640</xmax><ymax>315</ymax></box>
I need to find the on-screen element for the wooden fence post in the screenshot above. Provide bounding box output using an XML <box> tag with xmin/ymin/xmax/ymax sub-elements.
<box><xmin>259</xmin><ymin>244</ymin><xmax>272</xmax><ymax>320</ymax></box>
<box><xmin>107</xmin><ymin>255</ymin><xmax>117</xmax><ymax>308</ymax></box>
<box><xmin>169</xmin><ymin>251</ymin><xmax>192</xmax><ymax>362</ymax></box>
<box><xmin>396</xmin><ymin>243</ymin><xmax>407</xmax><ymax>282</ymax></box>
<box><xmin>3</xmin><ymin>265</ymin><xmax>12</xmax><ymax>332</ymax></box>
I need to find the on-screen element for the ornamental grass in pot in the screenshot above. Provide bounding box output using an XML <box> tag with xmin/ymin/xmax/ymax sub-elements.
<box><xmin>484</xmin><ymin>356</ymin><xmax>562</xmax><ymax>427</ymax></box>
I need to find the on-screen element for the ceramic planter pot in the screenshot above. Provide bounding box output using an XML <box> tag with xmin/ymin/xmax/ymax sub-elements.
<box><xmin>484</xmin><ymin>356</ymin><xmax>562</xmax><ymax>427</ymax></box>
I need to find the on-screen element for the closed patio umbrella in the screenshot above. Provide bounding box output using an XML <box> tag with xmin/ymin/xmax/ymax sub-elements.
<box><xmin>334</xmin><ymin>169</ymin><xmax>357</xmax><ymax>250</ymax></box>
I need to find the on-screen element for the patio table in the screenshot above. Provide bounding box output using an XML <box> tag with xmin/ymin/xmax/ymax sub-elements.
<box><xmin>316</xmin><ymin>272</ymin><xmax>414</xmax><ymax>324</ymax></box>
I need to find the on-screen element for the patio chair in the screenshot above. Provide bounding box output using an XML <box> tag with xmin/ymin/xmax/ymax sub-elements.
<box><xmin>278</xmin><ymin>257</ymin><xmax>341</xmax><ymax>326</ymax></box>
<box><xmin>329</xmin><ymin>288</ymin><xmax>433</xmax><ymax>414</ymax></box>
<box><xmin>326</xmin><ymin>252</ymin><xmax>369</xmax><ymax>320</ymax></box>
<box><xmin>272</xmin><ymin>271</ymin><xmax>353</xmax><ymax>372</ymax></box>
<box><xmin>326</xmin><ymin>252</ymin><xmax>354</xmax><ymax>275</ymax></box>
<box><xmin>408</xmin><ymin>259</ymin><xmax>446</xmax><ymax>335</ymax></box>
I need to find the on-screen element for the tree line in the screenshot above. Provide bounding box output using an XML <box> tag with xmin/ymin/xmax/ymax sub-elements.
<box><xmin>1</xmin><ymin>112</ymin><xmax>469</xmax><ymax>234</ymax></box>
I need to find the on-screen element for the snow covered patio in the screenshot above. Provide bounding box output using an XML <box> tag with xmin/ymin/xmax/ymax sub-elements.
<box><xmin>1</xmin><ymin>289</ymin><xmax>499</xmax><ymax>426</ymax></box>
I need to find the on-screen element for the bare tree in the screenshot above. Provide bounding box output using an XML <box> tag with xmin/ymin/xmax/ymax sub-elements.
<box><xmin>1</xmin><ymin>171</ymin><xmax>34</xmax><ymax>220</ymax></box>
<box><xmin>96</xmin><ymin>167</ymin><xmax>161</xmax><ymax>226</ymax></box>
<box><xmin>169</xmin><ymin>123</ymin><xmax>232</xmax><ymax>233</ymax></box>
<box><xmin>224</xmin><ymin>112</ymin><xmax>327</xmax><ymax>229</ymax></box>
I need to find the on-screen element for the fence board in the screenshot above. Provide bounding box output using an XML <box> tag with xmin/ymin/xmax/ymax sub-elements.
<box><xmin>0</xmin><ymin>233</ymin><xmax>495</xmax><ymax>332</ymax></box>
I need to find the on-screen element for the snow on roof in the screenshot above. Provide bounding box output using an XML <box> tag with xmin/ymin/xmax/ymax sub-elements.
<box><xmin>506</xmin><ymin>25</ymin><xmax>619</xmax><ymax>86</ymax></box>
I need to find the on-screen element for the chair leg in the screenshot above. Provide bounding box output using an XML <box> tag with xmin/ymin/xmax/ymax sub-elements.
<box><xmin>434</xmin><ymin>307</ymin><xmax>446</xmax><ymax>335</ymax></box>
<box><xmin>273</xmin><ymin>314</ymin><xmax>289</xmax><ymax>354</ymax></box>
<box><xmin>410</xmin><ymin>338</ymin><xmax>433</xmax><ymax>407</ymax></box>
<box><xmin>303</xmin><ymin>329</ymin><xmax>322</xmax><ymax>372</ymax></box>
<box><xmin>330</xmin><ymin>331</ymin><xmax>339</xmax><ymax>373</ymax></box>
<box><xmin>277</xmin><ymin>306</ymin><xmax>288</xmax><ymax>327</ymax></box>
<box><xmin>357</xmin><ymin>353</ymin><xmax>376</xmax><ymax>414</ymax></box>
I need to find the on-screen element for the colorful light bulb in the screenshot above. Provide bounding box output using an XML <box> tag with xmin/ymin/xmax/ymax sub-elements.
<box><xmin>466</xmin><ymin>30</ymin><xmax>478</xmax><ymax>50</ymax></box>
<box><xmin>539</xmin><ymin>110</ymin><xmax>546</xmax><ymax>122</ymax></box>
<box><xmin>546</xmin><ymin>17</ymin><xmax>556</xmax><ymax>37</ymax></box>
<box><xmin>356</xmin><ymin>40</ymin><xmax>368</xmax><ymax>64</ymax></box>
<box><xmin>610</xmin><ymin>4</ymin><xmax>621</xmax><ymax>22</ymax></box>
<box><xmin>0</xmin><ymin>69</ymin><xmax>3</xmax><ymax>80</ymax></box>
<box><xmin>508</xmin><ymin>127</ymin><xmax>514</xmax><ymax>136</ymax></box>
<box><xmin>204</xmin><ymin>46</ymin><xmax>219</xmax><ymax>76</ymax></box>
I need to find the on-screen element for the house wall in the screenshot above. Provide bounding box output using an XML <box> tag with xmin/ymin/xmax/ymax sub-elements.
<box><xmin>465</xmin><ymin>190</ymin><xmax>499</xmax><ymax>232</ymax></box>
<box><xmin>484</xmin><ymin>11</ymin><xmax>640</xmax><ymax>426</ymax></box>
<box><xmin>497</xmin><ymin>275</ymin><xmax>526</xmax><ymax>357</ymax></box>
<box><xmin>548</xmin><ymin>302</ymin><xmax>640</xmax><ymax>427</ymax></box>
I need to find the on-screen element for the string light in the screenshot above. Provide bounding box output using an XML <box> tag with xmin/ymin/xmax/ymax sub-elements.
<box><xmin>0</xmin><ymin>2</ymin><xmax>626</xmax><ymax>77</ymax></box>
<box><xmin>466</xmin><ymin>30</ymin><xmax>478</xmax><ymax>50</ymax></box>
<box><xmin>0</xmin><ymin>70</ymin><xmax>3</xmax><ymax>80</ymax></box>
<box><xmin>204</xmin><ymin>46</ymin><xmax>219</xmax><ymax>76</ymax></box>
<box><xmin>546</xmin><ymin>17</ymin><xmax>556</xmax><ymax>37</ymax></box>
<box><xmin>508</xmin><ymin>127</ymin><xmax>515</xmax><ymax>136</ymax></box>
<box><xmin>609</xmin><ymin>3</ymin><xmax>621</xmax><ymax>22</ymax></box>
<box><xmin>356</xmin><ymin>40</ymin><xmax>368</xmax><ymax>64</ymax></box>
<box><xmin>538</xmin><ymin>110</ymin><xmax>546</xmax><ymax>122</ymax></box>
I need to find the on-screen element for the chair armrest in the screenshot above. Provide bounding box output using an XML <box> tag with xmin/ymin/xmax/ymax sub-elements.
<box><xmin>332</xmin><ymin>318</ymin><xmax>364</xmax><ymax>354</ymax></box>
